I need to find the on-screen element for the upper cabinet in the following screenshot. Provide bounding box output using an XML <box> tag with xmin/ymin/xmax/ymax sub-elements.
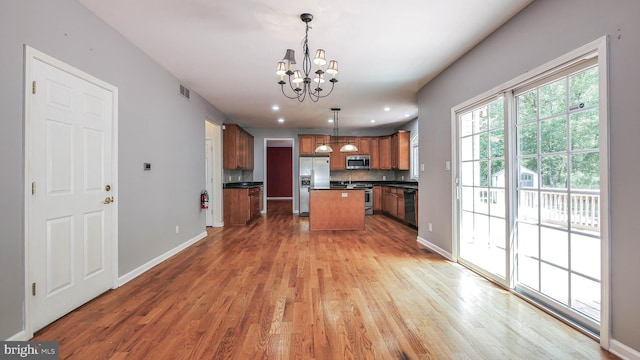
<box><xmin>391</xmin><ymin>130</ymin><xmax>410</xmax><ymax>170</ymax></box>
<box><xmin>299</xmin><ymin>134</ymin><xmax>331</xmax><ymax>156</ymax></box>
<box><xmin>223</xmin><ymin>123</ymin><xmax>254</xmax><ymax>170</ymax></box>
<box><xmin>298</xmin><ymin>131</ymin><xmax>409</xmax><ymax>171</ymax></box>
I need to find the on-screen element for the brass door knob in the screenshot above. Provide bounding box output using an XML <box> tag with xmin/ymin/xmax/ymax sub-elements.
<box><xmin>104</xmin><ymin>196</ymin><xmax>114</xmax><ymax>204</ymax></box>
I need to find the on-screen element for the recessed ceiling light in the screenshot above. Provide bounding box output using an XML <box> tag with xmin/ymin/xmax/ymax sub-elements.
<box><xmin>405</xmin><ymin>114</ymin><xmax>410</xmax><ymax>117</ymax></box>
<box><xmin>370</xmin><ymin>120</ymin><xmax>376</xmax><ymax>123</ymax></box>
<box><xmin>384</xmin><ymin>107</ymin><xmax>391</xmax><ymax>112</ymax></box>
<box><xmin>272</xmin><ymin>105</ymin><xmax>280</xmax><ymax>111</ymax></box>
<box><xmin>328</xmin><ymin>118</ymin><xmax>334</xmax><ymax>123</ymax></box>
<box><xmin>278</xmin><ymin>118</ymin><xmax>285</xmax><ymax>123</ymax></box>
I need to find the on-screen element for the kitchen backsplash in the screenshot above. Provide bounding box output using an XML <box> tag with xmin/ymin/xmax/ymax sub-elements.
<box><xmin>330</xmin><ymin>170</ymin><xmax>414</xmax><ymax>182</ymax></box>
<box><xmin>223</xmin><ymin>169</ymin><xmax>253</xmax><ymax>183</ymax></box>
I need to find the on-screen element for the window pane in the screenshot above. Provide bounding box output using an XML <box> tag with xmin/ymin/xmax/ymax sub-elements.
<box><xmin>541</xmin><ymin>155</ymin><xmax>567</xmax><ymax>189</ymax></box>
<box><xmin>491</xmin><ymin>160</ymin><xmax>505</xmax><ymax>187</ymax></box>
<box><xmin>490</xmin><ymin>217</ymin><xmax>505</xmax><ymax>248</ymax></box>
<box><xmin>490</xmin><ymin>189</ymin><xmax>505</xmax><ymax>217</ymax></box>
<box><xmin>460</xmin><ymin>112</ymin><xmax>474</xmax><ymax>137</ymax></box>
<box><xmin>539</xmin><ymin>79</ymin><xmax>567</xmax><ymax>118</ymax></box>
<box><xmin>462</xmin><ymin>187</ymin><xmax>474</xmax><ymax>211</ymax></box>
<box><xmin>490</xmin><ymin>129</ymin><xmax>505</xmax><ymax>158</ymax></box>
<box><xmin>540</xmin><ymin>116</ymin><xmax>567</xmax><ymax>153</ymax></box>
<box><xmin>474</xmin><ymin>214</ymin><xmax>489</xmax><ymax>244</ymax></box>
<box><xmin>518</xmin><ymin>123</ymin><xmax>538</xmax><ymax>155</ymax></box>
<box><xmin>571</xmin><ymin>233</ymin><xmax>600</xmax><ymax>280</ymax></box>
<box><xmin>541</xmin><ymin>263</ymin><xmax>568</xmax><ymax>304</ymax></box>
<box><xmin>571</xmin><ymin>274</ymin><xmax>600</xmax><ymax>321</ymax></box>
<box><xmin>570</xmin><ymin>109</ymin><xmax>599</xmax><ymax>151</ymax></box>
<box><xmin>518</xmin><ymin>189</ymin><xmax>539</xmax><ymax>223</ymax></box>
<box><xmin>541</xmin><ymin>227</ymin><xmax>568</xmax><ymax>268</ymax></box>
<box><xmin>477</xmin><ymin>106</ymin><xmax>489</xmax><ymax>131</ymax></box>
<box><xmin>461</xmin><ymin>162</ymin><xmax>473</xmax><ymax>186</ymax></box>
<box><xmin>518</xmin><ymin>255</ymin><xmax>539</xmax><ymax>290</ymax></box>
<box><xmin>461</xmin><ymin>136</ymin><xmax>473</xmax><ymax>161</ymax></box>
<box><xmin>571</xmin><ymin>152</ymin><xmax>600</xmax><ymax>190</ymax></box>
<box><xmin>489</xmin><ymin>100</ymin><xmax>504</xmax><ymax>130</ymax></box>
<box><xmin>540</xmin><ymin>192</ymin><xmax>568</xmax><ymax>227</ymax></box>
<box><xmin>517</xmin><ymin>90</ymin><xmax>537</xmax><ymax>123</ymax></box>
<box><xmin>520</xmin><ymin>158</ymin><xmax>538</xmax><ymax>188</ymax></box>
<box><xmin>479</xmin><ymin>160</ymin><xmax>489</xmax><ymax>186</ymax></box>
<box><xmin>569</xmin><ymin>66</ymin><xmax>599</xmax><ymax>109</ymax></box>
<box><xmin>478</xmin><ymin>133</ymin><xmax>489</xmax><ymax>159</ymax></box>
<box><xmin>475</xmin><ymin>188</ymin><xmax>489</xmax><ymax>214</ymax></box>
<box><xmin>518</xmin><ymin>222</ymin><xmax>539</xmax><ymax>257</ymax></box>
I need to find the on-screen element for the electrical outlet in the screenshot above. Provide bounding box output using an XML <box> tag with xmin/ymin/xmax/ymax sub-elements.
<box><xmin>445</xmin><ymin>161</ymin><xmax>451</xmax><ymax>171</ymax></box>
<box><xmin>383</xmin><ymin>175</ymin><xmax>386</xmax><ymax>180</ymax></box>
<box><xmin>420</xmin><ymin>163</ymin><xmax>425</xmax><ymax>172</ymax></box>
<box><xmin>175</xmin><ymin>225</ymin><xmax>180</xmax><ymax>234</ymax></box>
<box><xmin>228</xmin><ymin>175</ymin><xmax>232</xmax><ymax>181</ymax></box>
<box><xmin>401</xmin><ymin>175</ymin><xmax>404</xmax><ymax>180</ymax></box>
<box><xmin>428</xmin><ymin>223</ymin><xmax>433</xmax><ymax>232</ymax></box>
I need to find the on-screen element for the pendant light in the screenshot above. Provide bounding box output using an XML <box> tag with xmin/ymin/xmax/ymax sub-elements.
<box><xmin>315</xmin><ymin>108</ymin><xmax>358</xmax><ymax>153</ymax></box>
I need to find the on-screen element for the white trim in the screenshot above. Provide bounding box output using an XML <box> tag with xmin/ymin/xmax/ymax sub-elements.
<box><xmin>450</xmin><ymin>108</ymin><xmax>459</xmax><ymax>263</ymax></box>
<box><xmin>23</xmin><ymin>45</ymin><xmax>119</xmax><ymax>339</ymax></box>
<box><xmin>117</xmin><ymin>231</ymin><xmax>207</xmax><ymax>287</ymax></box>
<box><xmin>5</xmin><ymin>331</ymin><xmax>28</xmax><ymax>341</ymax></box>
<box><xmin>596</xmin><ymin>36</ymin><xmax>611</xmax><ymax>350</ymax></box>
<box><xmin>211</xmin><ymin>222</ymin><xmax>224</xmax><ymax>228</ymax></box>
<box><xmin>610</xmin><ymin>339</ymin><xmax>640</xmax><ymax>360</ymax></box>
<box><xmin>417</xmin><ymin>236</ymin><xmax>453</xmax><ymax>261</ymax></box>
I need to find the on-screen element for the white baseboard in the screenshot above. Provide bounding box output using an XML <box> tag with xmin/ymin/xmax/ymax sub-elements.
<box><xmin>117</xmin><ymin>231</ymin><xmax>207</xmax><ymax>287</ymax></box>
<box><xmin>610</xmin><ymin>339</ymin><xmax>640</xmax><ymax>360</ymax></box>
<box><xmin>5</xmin><ymin>330</ymin><xmax>27</xmax><ymax>341</ymax></box>
<box><xmin>211</xmin><ymin>222</ymin><xmax>224</xmax><ymax>228</ymax></box>
<box><xmin>417</xmin><ymin>236</ymin><xmax>453</xmax><ymax>261</ymax></box>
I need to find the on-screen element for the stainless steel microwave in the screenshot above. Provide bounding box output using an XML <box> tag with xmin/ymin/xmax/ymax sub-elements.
<box><xmin>346</xmin><ymin>155</ymin><xmax>370</xmax><ymax>170</ymax></box>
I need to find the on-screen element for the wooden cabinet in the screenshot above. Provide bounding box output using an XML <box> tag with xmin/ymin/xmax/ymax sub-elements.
<box><xmin>383</xmin><ymin>187</ymin><xmax>398</xmax><ymax>218</ymax></box>
<box><xmin>370</xmin><ymin>137</ymin><xmax>380</xmax><ymax>169</ymax></box>
<box><xmin>373</xmin><ymin>186</ymin><xmax>383</xmax><ymax>212</ymax></box>
<box><xmin>396</xmin><ymin>188</ymin><xmax>405</xmax><ymax>221</ymax></box>
<box><xmin>299</xmin><ymin>134</ymin><xmax>331</xmax><ymax>156</ymax></box>
<box><xmin>223</xmin><ymin>124</ymin><xmax>254</xmax><ymax>170</ymax></box>
<box><xmin>379</xmin><ymin>136</ymin><xmax>391</xmax><ymax>170</ymax></box>
<box><xmin>329</xmin><ymin>136</ymin><xmax>348</xmax><ymax>171</ymax></box>
<box><xmin>358</xmin><ymin>137</ymin><xmax>372</xmax><ymax>156</ymax></box>
<box><xmin>391</xmin><ymin>130</ymin><xmax>410</xmax><ymax>170</ymax></box>
<box><xmin>224</xmin><ymin>186</ymin><xmax>262</xmax><ymax>225</ymax></box>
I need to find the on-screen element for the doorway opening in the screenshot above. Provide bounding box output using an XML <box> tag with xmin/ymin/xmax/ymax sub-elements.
<box><xmin>264</xmin><ymin>138</ymin><xmax>294</xmax><ymax>214</ymax></box>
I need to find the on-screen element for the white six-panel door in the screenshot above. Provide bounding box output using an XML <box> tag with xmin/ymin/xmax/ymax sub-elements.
<box><xmin>27</xmin><ymin>52</ymin><xmax>116</xmax><ymax>332</ymax></box>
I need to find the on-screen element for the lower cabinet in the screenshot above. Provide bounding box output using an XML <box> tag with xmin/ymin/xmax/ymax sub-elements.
<box><xmin>224</xmin><ymin>186</ymin><xmax>262</xmax><ymax>225</ymax></box>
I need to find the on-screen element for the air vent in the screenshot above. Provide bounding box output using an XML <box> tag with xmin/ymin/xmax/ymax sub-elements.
<box><xmin>179</xmin><ymin>84</ymin><xmax>190</xmax><ymax>99</ymax></box>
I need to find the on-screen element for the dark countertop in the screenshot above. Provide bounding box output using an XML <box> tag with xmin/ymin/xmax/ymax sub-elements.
<box><xmin>223</xmin><ymin>182</ymin><xmax>263</xmax><ymax>189</ymax></box>
<box><xmin>330</xmin><ymin>181</ymin><xmax>418</xmax><ymax>190</ymax></box>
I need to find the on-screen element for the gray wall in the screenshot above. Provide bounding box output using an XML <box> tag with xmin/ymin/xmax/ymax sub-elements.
<box><xmin>0</xmin><ymin>0</ymin><xmax>227</xmax><ymax>339</ymax></box>
<box><xmin>417</xmin><ymin>0</ymin><xmax>640</xmax><ymax>351</ymax></box>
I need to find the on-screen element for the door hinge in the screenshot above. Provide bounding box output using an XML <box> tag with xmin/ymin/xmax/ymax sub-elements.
<box><xmin>32</xmin><ymin>282</ymin><xmax>36</xmax><ymax>296</ymax></box>
<box><xmin>32</xmin><ymin>182</ymin><xmax>36</xmax><ymax>195</ymax></box>
<box><xmin>32</xmin><ymin>81</ymin><xmax>37</xmax><ymax>94</ymax></box>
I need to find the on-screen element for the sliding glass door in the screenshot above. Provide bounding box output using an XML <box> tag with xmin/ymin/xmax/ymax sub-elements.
<box><xmin>454</xmin><ymin>47</ymin><xmax>606</xmax><ymax>335</ymax></box>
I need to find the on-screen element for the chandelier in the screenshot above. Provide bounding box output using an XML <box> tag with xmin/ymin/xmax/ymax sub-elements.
<box><xmin>276</xmin><ymin>13</ymin><xmax>338</xmax><ymax>102</ymax></box>
<box><xmin>315</xmin><ymin>108</ymin><xmax>358</xmax><ymax>153</ymax></box>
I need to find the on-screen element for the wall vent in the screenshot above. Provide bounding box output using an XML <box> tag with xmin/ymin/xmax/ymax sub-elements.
<box><xmin>179</xmin><ymin>84</ymin><xmax>190</xmax><ymax>99</ymax></box>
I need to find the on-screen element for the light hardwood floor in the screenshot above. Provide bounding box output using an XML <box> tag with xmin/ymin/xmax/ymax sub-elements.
<box><xmin>34</xmin><ymin>200</ymin><xmax>618</xmax><ymax>359</ymax></box>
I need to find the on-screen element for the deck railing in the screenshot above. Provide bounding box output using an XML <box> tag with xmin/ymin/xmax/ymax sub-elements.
<box><xmin>519</xmin><ymin>189</ymin><xmax>600</xmax><ymax>232</ymax></box>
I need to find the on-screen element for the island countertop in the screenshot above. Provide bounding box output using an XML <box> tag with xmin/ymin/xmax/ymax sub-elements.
<box><xmin>309</xmin><ymin>189</ymin><xmax>364</xmax><ymax>230</ymax></box>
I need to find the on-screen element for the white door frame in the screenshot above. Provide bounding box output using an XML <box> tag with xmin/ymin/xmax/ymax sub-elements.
<box><xmin>23</xmin><ymin>46</ymin><xmax>119</xmax><ymax>339</ymax></box>
<box><xmin>263</xmin><ymin>138</ymin><xmax>295</xmax><ymax>212</ymax></box>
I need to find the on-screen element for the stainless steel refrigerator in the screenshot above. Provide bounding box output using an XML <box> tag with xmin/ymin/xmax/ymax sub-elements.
<box><xmin>299</xmin><ymin>156</ymin><xmax>330</xmax><ymax>216</ymax></box>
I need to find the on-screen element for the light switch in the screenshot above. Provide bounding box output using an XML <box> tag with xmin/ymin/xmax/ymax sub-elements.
<box><xmin>341</xmin><ymin>193</ymin><xmax>348</xmax><ymax>197</ymax></box>
<box><xmin>445</xmin><ymin>161</ymin><xmax>451</xmax><ymax>171</ymax></box>
<box><xmin>420</xmin><ymin>164</ymin><xmax>425</xmax><ymax>172</ymax></box>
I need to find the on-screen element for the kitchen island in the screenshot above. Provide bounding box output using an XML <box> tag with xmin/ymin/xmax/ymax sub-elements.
<box><xmin>309</xmin><ymin>189</ymin><xmax>365</xmax><ymax>230</ymax></box>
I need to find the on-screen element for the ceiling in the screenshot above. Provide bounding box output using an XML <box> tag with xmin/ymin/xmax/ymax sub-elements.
<box><xmin>77</xmin><ymin>0</ymin><xmax>532</xmax><ymax>130</ymax></box>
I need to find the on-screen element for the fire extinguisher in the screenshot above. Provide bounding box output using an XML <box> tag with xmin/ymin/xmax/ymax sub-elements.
<box><xmin>201</xmin><ymin>190</ymin><xmax>209</xmax><ymax>209</ymax></box>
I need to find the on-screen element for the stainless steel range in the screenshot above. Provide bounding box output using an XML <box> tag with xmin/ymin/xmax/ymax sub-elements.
<box><xmin>350</xmin><ymin>183</ymin><xmax>373</xmax><ymax>215</ymax></box>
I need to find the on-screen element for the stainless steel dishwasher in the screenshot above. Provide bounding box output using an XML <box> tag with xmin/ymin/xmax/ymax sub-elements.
<box><xmin>404</xmin><ymin>189</ymin><xmax>417</xmax><ymax>228</ymax></box>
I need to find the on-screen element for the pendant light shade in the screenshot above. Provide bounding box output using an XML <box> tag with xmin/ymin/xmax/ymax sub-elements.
<box><xmin>315</xmin><ymin>143</ymin><xmax>333</xmax><ymax>153</ymax></box>
<box><xmin>340</xmin><ymin>143</ymin><xmax>358</xmax><ymax>152</ymax></box>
